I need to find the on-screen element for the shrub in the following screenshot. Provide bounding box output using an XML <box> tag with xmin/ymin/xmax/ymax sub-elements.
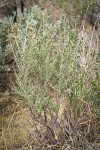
<box><xmin>0</xmin><ymin>18</ymin><xmax>13</xmax><ymax>71</ymax></box>
<box><xmin>5</xmin><ymin>6</ymin><xmax>99</xmax><ymax>117</ymax></box>
<box><xmin>0</xmin><ymin>4</ymin><xmax>99</xmax><ymax>150</ymax></box>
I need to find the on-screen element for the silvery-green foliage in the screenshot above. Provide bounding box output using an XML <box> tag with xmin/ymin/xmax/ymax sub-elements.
<box><xmin>0</xmin><ymin>18</ymin><xmax>13</xmax><ymax>70</ymax></box>
<box><xmin>6</xmin><ymin>6</ymin><xmax>99</xmax><ymax>115</ymax></box>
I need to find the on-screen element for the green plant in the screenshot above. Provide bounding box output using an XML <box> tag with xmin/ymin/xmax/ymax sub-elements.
<box><xmin>0</xmin><ymin>4</ymin><xmax>99</xmax><ymax>150</ymax></box>
<box><xmin>6</xmin><ymin>6</ymin><xmax>99</xmax><ymax>117</ymax></box>
<box><xmin>55</xmin><ymin>0</ymin><xmax>96</xmax><ymax>15</ymax></box>
<box><xmin>55</xmin><ymin>0</ymin><xmax>68</xmax><ymax>7</ymax></box>
<box><xmin>0</xmin><ymin>18</ymin><xmax>13</xmax><ymax>71</ymax></box>
<box><xmin>72</xmin><ymin>0</ymin><xmax>96</xmax><ymax>14</ymax></box>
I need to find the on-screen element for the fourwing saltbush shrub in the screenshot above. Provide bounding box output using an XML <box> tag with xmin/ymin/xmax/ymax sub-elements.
<box><xmin>6</xmin><ymin>6</ymin><xmax>99</xmax><ymax>116</ymax></box>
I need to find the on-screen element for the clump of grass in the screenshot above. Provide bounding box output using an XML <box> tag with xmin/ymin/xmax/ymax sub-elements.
<box><xmin>72</xmin><ymin>0</ymin><xmax>96</xmax><ymax>14</ymax></box>
<box><xmin>55</xmin><ymin>0</ymin><xmax>96</xmax><ymax>15</ymax></box>
<box><xmin>55</xmin><ymin>0</ymin><xmax>67</xmax><ymax>8</ymax></box>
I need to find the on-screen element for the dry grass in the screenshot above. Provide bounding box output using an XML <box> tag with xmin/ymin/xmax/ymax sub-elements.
<box><xmin>0</xmin><ymin>97</ymin><xmax>99</xmax><ymax>150</ymax></box>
